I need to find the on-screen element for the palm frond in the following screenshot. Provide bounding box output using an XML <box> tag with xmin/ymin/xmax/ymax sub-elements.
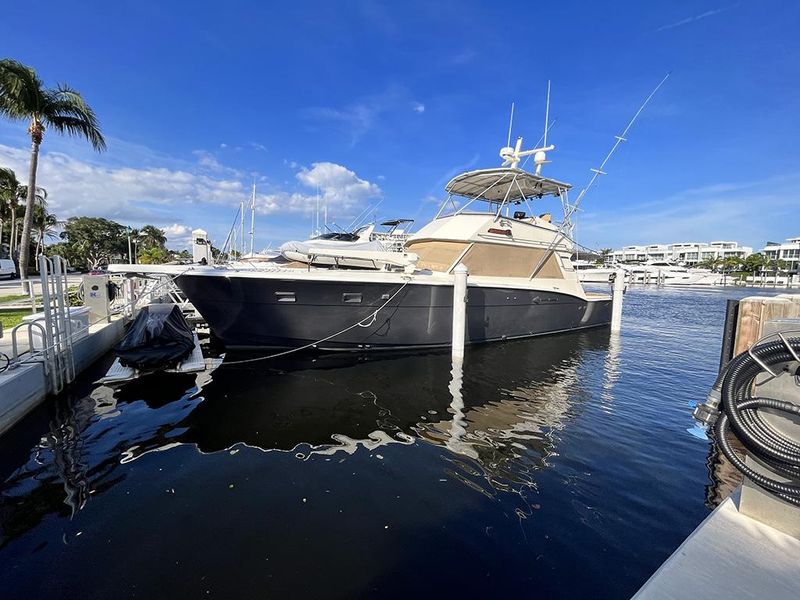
<box><xmin>16</xmin><ymin>185</ymin><xmax>47</xmax><ymax>205</ymax></box>
<box><xmin>0</xmin><ymin>166</ymin><xmax>19</xmax><ymax>190</ymax></box>
<box><xmin>0</xmin><ymin>59</ymin><xmax>45</xmax><ymax>119</ymax></box>
<box><xmin>43</xmin><ymin>86</ymin><xmax>106</xmax><ymax>151</ymax></box>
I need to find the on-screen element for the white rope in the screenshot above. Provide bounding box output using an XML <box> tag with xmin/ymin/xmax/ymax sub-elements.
<box><xmin>221</xmin><ymin>279</ymin><xmax>411</xmax><ymax>365</ymax></box>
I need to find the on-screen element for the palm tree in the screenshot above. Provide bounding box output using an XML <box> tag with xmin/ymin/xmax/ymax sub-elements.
<box><xmin>138</xmin><ymin>224</ymin><xmax>167</xmax><ymax>250</ymax></box>
<box><xmin>0</xmin><ymin>166</ymin><xmax>19</xmax><ymax>250</ymax></box>
<box><xmin>32</xmin><ymin>203</ymin><xmax>60</xmax><ymax>257</ymax></box>
<box><xmin>10</xmin><ymin>184</ymin><xmax>47</xmax><ymax>261</ymax></box>
<box><xmin>721</xmin><ymin>256</ymin><xmax>743</xmax><ymax>273</ymax></box>
<box><xmin>0</xmin><ymin>59</ymin><xmax>105</xmax><ymax>288</ymax></box>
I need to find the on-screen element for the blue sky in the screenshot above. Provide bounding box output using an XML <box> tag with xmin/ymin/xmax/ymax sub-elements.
<box><xmin>1</xmin><ymin>0</ymin><xmax>798</xmax><ymax>252</ymax></box>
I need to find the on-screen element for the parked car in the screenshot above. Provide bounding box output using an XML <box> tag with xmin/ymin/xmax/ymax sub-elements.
<box><xmin>0</xmin><ymin>258</ymin><xmax>16</xmax><ymax>279</ymax></box>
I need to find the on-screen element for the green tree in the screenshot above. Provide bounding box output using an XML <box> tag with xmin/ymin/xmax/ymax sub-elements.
<box><xmin>13</xmin><ymin>184</ymin><xmax>47</xmax><ymax>261</ymax></box>
<box><xmin>0</xmin><ymin>166</ymin><xmax>18</xmax><ymax>250</ymax></box>
<box><xmin>697</xmin><ymin>257</ymin><xmax>724</xmax><ymax>271</ymax></box>
<box><xmin>58</xmin><ymin>216</ymin><xmax>127</xmax><ymax>270</ymax></box>
<box><xmin>138</xmin><ymin>246</ymin><xmax>168</xmax><ymax>264</ymax></box>
<box><xmin>767</xmin><ymin>258</ymin><xmax>788</xmax><ymax>272</ymax></box>
<box><xmin>721</xmin><ymin>256</ymin><xmax>743</xmax><ymax>272</ymax></box>
<box><xmin>741</xmin><ymin>253</ymin><xmax>767</xmax><ymax>274</ymax></box>
<box><xmin>0</xmin><ymin>59</ymin><xmax>105</xmax><ymax>286</ymax></box>
<box><xmin>32</xmin><ymin>203</ymin><xmax>60</xmax><ymax>256</ymax></box>
<box><xmin>137</xmin><ymin>224</ymin><xmax>167</xmax><ymax>250</ymax></box>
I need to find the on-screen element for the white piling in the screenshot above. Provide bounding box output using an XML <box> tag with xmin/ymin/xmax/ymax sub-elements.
<box><xmin>452</xmin><ymin>264</ymin><xmax>469</xmax><ymax>362</ymax></box>
<box><xmin>611</xmin><ymin>268</ymin><xmax>625</xmax><ymax>333</ymax></box>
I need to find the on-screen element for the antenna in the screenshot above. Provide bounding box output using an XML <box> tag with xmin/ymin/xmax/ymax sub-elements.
<box><xmin>506</xmin><ymin>102</ymin><xmax>515</xmax><ymax>148</ymax></box>
<box><xmin>543</xmin><ymin>80</ymin><xmax>551</xmax><ymax>147</ymax></box>
<box><xmin>499</xmin><ymin>85</ymin><xmax>555</xmax><ymax>172</ymax></box>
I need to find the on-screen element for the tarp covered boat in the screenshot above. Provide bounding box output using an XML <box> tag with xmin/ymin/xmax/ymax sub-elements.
<box><xmin>114</xmin><ymin>304</ymin><xmax>195</xmax><ymax>370</ymax></box>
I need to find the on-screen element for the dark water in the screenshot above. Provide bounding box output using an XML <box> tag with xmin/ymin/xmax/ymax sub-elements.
<box><xmin>0</xmin><ymin>287</ymin><xmax>778</xmax><ymax>598</ymax></box>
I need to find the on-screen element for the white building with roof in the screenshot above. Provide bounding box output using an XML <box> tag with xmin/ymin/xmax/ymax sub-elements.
<box><xmin>610</xmin><ymin>241</ymin><xmax>752</xmax><ymax>266</ymax></box>
<box><xmin>762</xmin><ymin>237</ymin><xmax>800</xmax><ymax>273</ymax></box>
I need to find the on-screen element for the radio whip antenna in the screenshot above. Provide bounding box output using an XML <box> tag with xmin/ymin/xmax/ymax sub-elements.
<box><xmin>506</xmin><ymin>102</ymin><xmax>515</xmax><ymax>148</ymax></box>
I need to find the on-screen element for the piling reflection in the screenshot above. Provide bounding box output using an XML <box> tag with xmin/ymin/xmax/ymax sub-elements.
<box><xmin>0</xmin><ymin>329</ymin><xmax>611</xmax><ymax>547</ymax></box>
<box><xmin>704</xmin><ymin>431</ymin><xmax>745</xmax><ymax>509</ymax></box>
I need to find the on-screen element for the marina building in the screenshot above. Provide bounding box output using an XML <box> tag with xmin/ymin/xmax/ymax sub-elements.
<box><xmin>610</xmin><ymin>241</ymin><xmax>752</xmax><ymax>265</ymax></box>
<box><xmin>762</xmin><ymin>236</ymin><xmax>800</xmax><ymax>273</ymax></box>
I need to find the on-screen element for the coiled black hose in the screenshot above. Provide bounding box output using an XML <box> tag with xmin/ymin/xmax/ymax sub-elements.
<box><xmin>710</xmin><ymin>336</ymin><xmax>800</xmax><ymax>506</ymax></box>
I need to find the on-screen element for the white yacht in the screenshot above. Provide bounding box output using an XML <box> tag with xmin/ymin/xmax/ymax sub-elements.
<box><xmin>626</xmin><ymin>260</ymin><xmax>722</xmax><ymax>286</ymax></box>
<box><xmin>572</xmin><ymin>259</ymin><xmax>618</xmax><ymax>284</ymax></box>
<box><xmin>111</xmin><ymin>138</ymin><xmax>612</xmax><ymax>350</ymax></box>
<box><xmin>370</xmin><ymin>219</ymin><xmax>415</xmax><ymax>252</ymax></box>
<box><xmin>279</xmin><ymin>219</ymin><xmax>415</xmax><ymax>269</ymax></box>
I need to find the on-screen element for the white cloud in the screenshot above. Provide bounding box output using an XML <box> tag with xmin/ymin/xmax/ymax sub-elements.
<box><xmin>163</xmin><ymin>223</ymin><xmax>194</xmax><ymax>249</ymax></box>
<box><xmin>256</xmin><ymin>162</ymin><xmax>382</xmax><ymax>219</ymax></box>
<box><xmin>412</xmin><ymin>102</ymin><xmax>425</xmax><ymax>113</ymax></box>
<box><xmin>297</xmin><ymin>162</ymin><xmax>380</xmax><ymax>204</ymax></box>
<box><xmin>0</xmin><ymin>143</ymin><xmax>381</xmax><ymax>239</ymax></box>
<box><xmin>0</xmin><ymin>143</ymin><xmax>244</xmax><ymax>224</ymax></box>
<box><xmin>192</xmin><ymin>150</ymin><xmax>224</xmax><ymax>170</ymax></box>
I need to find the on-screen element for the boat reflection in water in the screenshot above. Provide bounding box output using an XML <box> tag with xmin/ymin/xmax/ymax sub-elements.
<box><xmin>126</xmin><ymin>328</ymin><xmax>612</xmax><ymax>492</ymax></box>
<box><xmin>0</xmin><ymin>328</ymin><xmax>612</xmax><ymax>547</ymax></box>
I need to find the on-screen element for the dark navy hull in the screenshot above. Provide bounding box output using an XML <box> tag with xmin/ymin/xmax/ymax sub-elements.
<box><xmin>176</xmin><ymin>275</ymin><xmax>612</xmax><ymax>350</ymax></box>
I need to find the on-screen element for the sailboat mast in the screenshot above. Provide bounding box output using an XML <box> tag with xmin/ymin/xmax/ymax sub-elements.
<box><xmin>239</xmin><ymin>197</ymin><xmax>245</xmax><ymax>256</ymax></box>
<box><xmin>315</xmin><ymin>188</ymin><xmax>320</xmax><ymax>235</ymax></box>
<box><xmin>249</xmin><ymin>181</ymin><xmax>256</xmax><ymax>255</ymax></box>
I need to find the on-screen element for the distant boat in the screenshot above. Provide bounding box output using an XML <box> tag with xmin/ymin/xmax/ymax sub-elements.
<box><xmin>625</xmin><ymin>260</ymin><xmax>723</xmax><ymax>286</ymax></box>
<box><xmin>572</xmin><ymin>259</ymin><xmax>617</xmax><ymax>284</ymax></box>
<box><xmin>279</xmin><ymin>219</ymin><xmax>416</xmax><ymax>269</ymax></box>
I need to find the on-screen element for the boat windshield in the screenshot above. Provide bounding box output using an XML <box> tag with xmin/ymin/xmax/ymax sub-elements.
<box><xmin>314</xmin><ymin>232</ymin><xmax>359</xmax><ymax>242</ymax></box>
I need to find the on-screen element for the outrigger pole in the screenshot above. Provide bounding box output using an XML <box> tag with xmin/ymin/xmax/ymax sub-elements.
<box><xmin>530</xmin><ymin>72</ymin><xmax>671</xmax><ymax>278</ymax></box>
<box><xmin>573</xmin><ymin>73</ymin><xmax>671</xmax><ymax>216</ymax></box>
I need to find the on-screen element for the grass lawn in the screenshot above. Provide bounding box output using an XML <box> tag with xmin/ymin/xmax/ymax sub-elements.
<box><xmin>0</xmin><ymin>309</ymin><xmax>30</xmax><ymax>329</ymax></box>
<box><xmin>0</xmin><ymin>293</ymin><xmax>33</xmax><ymax>304</ymax></box>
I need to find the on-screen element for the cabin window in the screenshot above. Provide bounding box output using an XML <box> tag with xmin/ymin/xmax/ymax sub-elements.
<box><xmin>459</xmin><ymin>243</ymin><xmax>564</xmax><ymax>279</ymax></box>
<box><xmin>405</xmin><ymin>240</ymin><xmax>469</xmax><ymax>272</ymax></box>
<box><xmin>275</xmin><ymin>291</ymin><xmax>296</xmax><ymax>302</ymax></box>
<box><xmin>342</xmin><ymin>293</ymin><xmax>362</xmax><ymax>304</ymax></box>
